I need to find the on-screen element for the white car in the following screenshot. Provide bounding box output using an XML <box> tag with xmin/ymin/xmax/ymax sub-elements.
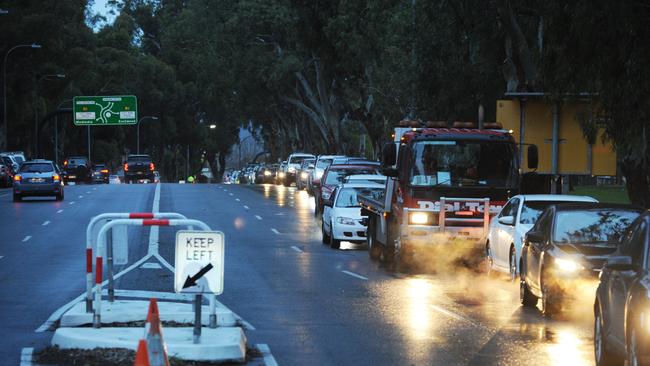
<box><xmin>308</xmin><ymin>155</ymin><xmax>345</xmax><ymax>194</ymax></box>
<box><xmin>322</xmin><ymin>183</ymin><xmax>385</xmax><ymax>249</ymax></box>
<box><xmin>486</xmin><ymin>194</ymin><xmax>598</xmax><ymax>279</ymax></box>
<box><xmin>343</xmin><ymin>174</ymin><xmax>387</xmax><ymax>185</ymax></box>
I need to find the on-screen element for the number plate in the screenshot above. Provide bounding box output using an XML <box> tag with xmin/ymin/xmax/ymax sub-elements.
<box><xmin>31</xmin><ymin>178</ymin><xmax>45</xmax><ymax>183</ymax></box>
<box><xmin>68</xmin><ymin>175</ymin><xmax>76</xmax><ymax>179</ymax></box>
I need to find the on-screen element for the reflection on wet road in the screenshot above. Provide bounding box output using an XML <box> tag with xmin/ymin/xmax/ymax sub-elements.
<box><xmin>236</xmin><ymin>183</ymin><xmax>596</xmax><ymax>365</ymax></box>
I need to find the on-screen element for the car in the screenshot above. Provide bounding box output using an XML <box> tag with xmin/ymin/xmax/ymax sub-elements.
<box><xmin>259</xmin><ymin>164</ymin><xmax>278</xmax><ymax>184</ymax></box>
<box><xmin>91</xmin><ymin>164</ymin><xmax>110</xmax><ymax>184</ymax></box>
<box><xmin>282</xmin><ymin>153</ymin><xmax>315</xmax><ymax>186</ymax></box>
<box><xmin>153</xmin><ymin>171</ymin><xmax>161</xmax><ymax>183</ymax></box>
<box><xmin>276</xmin><ymin>161</ymin><xmax>287</xmax><ymax>185</ymax></box>
<box><xmin>331</xmin><ymin>156</ymin><xmax>380</xmax><ymax>166</ymax></box>
<box><xmin>309</xmin><ymin>155</ymin><xmax>345</xmax><ymax>195</ymax></box>
<box><xmin>108</xmin><ymin>175</ymin><xmax>121</xmax><ymax>184</ymax></box>
<box><xmin>0</xmin><ymin>163</ymin><xmax>12</xmax><ymax>187</ymax></box>
<box><xmin>314</xmin><ymin>163</ymin><xmax>381</xmax><ymax>215</ymax></box>
<box><xmin>0</xmin><ymin>153</ymin><xmax>20</xmax><ymax>172</ymax></box>
<box><xmin>124</xmin><ymin>154</ymin><xmax>155</xmax><ymax>183</ymax></box>
<box><xmin>322</xmin><ymin>183</ymin><xmax>385</xmax><ymax>249</ymax></box>
<box><xmin>62</xmin><ymin>156</ymin><xmax>92</xmax><ymax>184</ymax></box>
<box><xmin>594</xmin><ymin>211</ymin><xmax>650</xmax><ymax>366</ymax></box>
<box><xmin>13</xmin><ymin>159</ymin><xmax>64</xmax><ymax>201</ymax></box>
<box><xmin>296</xmin><ymin>158</ymin><xmax>315</xmax><ymax>190</ymax></box>
<box><xmin>486</xmin><ymin>194</ymin><xmax>598</xmax><ymax>280</ymax></box>
<box><xmin>520</xmin><ymin>203</ymin><xmax>642</xmax><ymax>317</ymax></box>
<box><xmin>343</xmin><ymin>174</ymin><xmax>387</xmax><ymax>186</ymax></box>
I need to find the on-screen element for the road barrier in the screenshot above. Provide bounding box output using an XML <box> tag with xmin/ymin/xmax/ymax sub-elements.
<box><xmin>85</xmin><ymin>213</ymin><xmax>189</xmax><ymax>312</ymax></box>
<box><xmin>93</xmin><ymin>218</ymin><xmax>212</xmax><ymax>328</ymax></box>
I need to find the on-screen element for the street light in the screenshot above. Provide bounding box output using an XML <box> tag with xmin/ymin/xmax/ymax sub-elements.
<box><xmin>137</xmin><ymin>116</ymin><xmax>158</xmax><ymax>154</ymax></box>
<box><xmin>2</xmin><ymin>43</ymin><xmax>41</xmax><ymax>150</ymax></box>
<box><xmin>34</xmin><ymin>73</ymin><xmax>65</xmax><ymax>157</ymax></box>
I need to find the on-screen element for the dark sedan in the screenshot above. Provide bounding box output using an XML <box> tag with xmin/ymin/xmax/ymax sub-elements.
<box><xmin>92</xmin><ymin>164</ymin><xmax>110</xmax><ymax>184</ymax></box>
<box><xmin>13</xmin><ymin>160</ymin><xmax>64</xmax><ymax>201</ymax></box>
<box><xmin>520</xmin><ymin>203</ymin><xmax>642</xmax><ymax>317</ymax></box>
<box><xmin>594</xmin><ymin>211</ymin><xmax>650</xmax><ymax>366</ymax></box>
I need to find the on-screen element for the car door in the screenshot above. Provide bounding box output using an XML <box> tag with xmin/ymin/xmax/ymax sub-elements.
<box><xmin>609</xmin><ymin>221</ymin><xmax>647</xmax><ymax>342</ymax></box>
<box><xmin>322</xmin><ymin>188</ymin><xmax>338</xmax><ymax>234</ymax></box>
<box><xmin>496</xmin><ymin>198</ymin><xmax>519</xmax><ymax>268</ymax></box>
<box><xmin>525</xmin><ymin>208</ymin><xmax>553</xmax><ymax>292</ymax></box>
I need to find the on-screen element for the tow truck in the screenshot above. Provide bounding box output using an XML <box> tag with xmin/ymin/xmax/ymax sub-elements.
<box><xmin>359</xmin><ymin>120</ymin><xmax>538</xmax><ymax>270</ymax></box>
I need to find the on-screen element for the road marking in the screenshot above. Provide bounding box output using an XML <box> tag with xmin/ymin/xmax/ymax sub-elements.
<box><xmin>229</xmin><ymin>193</ymin><xmax>233</xmax><ymax>196</ymax></box>
<box><xmin>235</xmin><ymin>198</ymin><xmax>240</xmax><ymax>201</ymax></box>
<box><xmin>22</xmin><ymin>236</ymin><xmax>32</xmax><ymax>242</ymax></box>
<box><xmin>0</xmin><ymin>256</ymin><xmax>4</xmax><ymax>260</ymax></box>
<box><xmin>20</xmin><ymin>347</ymin><xmax>33</xmax><ymax>366</ymax></box>
<box><xmin>69</xmin><ymin>201</ymin><xmax>75</xmax><ymax>205</ymax></box>
<box><xmin>275</xmin><ymin>213</ymin><xmax>285</xmax><ymax>216</ymax></box>
<box><xmin>0</xmin><ymin>193</ymin><xmax>8</xmax><ymax>197</ymax></box>
<box><xmin>57</xmin><ymin>209</ymin><xmax>63</xmax><ymax>213</ymax></box>
<box><xmin>42</xmin><ymin>220</ymin><xmax>50</xmax><ymax>226</ymax></box>
<box><xmin>271</xmin><ymin>228</ymin><xmax>280</xmax><ymax>235</ymax></box>
<box><xmin>93</xmin><ymin>187</ymin><xmax>97</xmax><ymax>190</ymax></box>
<box><xmin>243</xmin><ymin>205</ymin><xmax>249</xmax><ymax>210</ymax></box>
<box><xmin>291</xmin><ymin>246</ymin><xmax>303</xmax><ymax>253</ymax></box>
<box><xmin>78</xmin><ymin>195</ymin><xmax>83</xmax><ymax>199</ymax></box>
<box><xmin>141</xmin><ymin>262</ymin><xmax>162</xmax><ymax>269</ymax></box>
<box><xmin>148</xmin><ymin>183</ymin><xmax>161</xmax><ymax>255</ymax></box>
<box><xmin>255</xmin><ymin>215</ymin><xmax>262</xmax><ymax>220</ymax></box>
<box><xmin>86</xmin><ymin>191</ymin><xmax>90</xmax><ymax>194</ymax></box>
<box><xmin>256</xmin><ymin>344</ymin><xmax>278</xmax><ymax>366</ymax></box>
<box><xmin>429</xmin><ymin>304</ymin><xmax>484</xmax><ymax>328</ymax></box>
<box><xmin>341</xmin><ymin>270</ymin><xmax>368</xmax><ymax>280</ymax></box>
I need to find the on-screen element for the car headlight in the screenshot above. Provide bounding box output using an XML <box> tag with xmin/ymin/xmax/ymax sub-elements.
<box><xmin>555</xmin><ymin>258</ymin><xmax>582</xmax><ymax>273</ymax></box>
<box><xmin>279</xmin><ymin>172</ymin><xmax>285</xmax><ymax>178</ymax></box>
<box><xmin>300</xmin><ymin>172</ymin><xmax>308</xmax><ymax>179</ymax></box>
<box><xmin>264</xmin><ymin>170</ymin><xmax>271</xmax><ymax>176</ymax></box>
<box><xmin>336</xmin><ymin>217</ymin><xmax>356</xmax><ymax>225</ymax></box>
<box><xmin>409</xmin><ymin>211</ymin><xmax>433</xmax><ymax>225</ymax></box>
<box><xmin>315</xmin><ymin>170</ymin><xmax>324</xmax><ymax>179</ymax></box>
<box><xmin>322</xmin><ymin>191</ymin><xmax>331</xmax><ymax>199</ymax></box>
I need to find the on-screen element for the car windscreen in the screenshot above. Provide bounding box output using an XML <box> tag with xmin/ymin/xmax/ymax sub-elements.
<box><xmin>20</xmin><ymin>163</ymin><xmax>54</xmax><ymax>173</ymax></box>
<box><xmin>68</xmin><ymin>159</ymin><xmax>87</xmax><ymax>166</ymax></box>
<box><xmin>13</xmin><ymin>156</ymin><xmax>24</xmax><ymax>164</ymax></box>
<box><xmin>128</xmin><ymin>156</ymin><xmax>151</xmax><ymax>162</ymax></box>
<box><xmin>325</xmin><ymin>168</ymin><xmax>379</xmax><ymax>185</ymax></box>
<box><xmin>290</xmin><ymin>156</ymin><xmax>312</xmax><ymax>164</ymax></box>
<box><xmin>520</xmin><ymin>201</ymin><xmax>585</xmax><ymax>225</ymax></box>
<box><xmin>553</xmin><ymin>209</ymin><xmax>640</xmax><ymax>245</ymax></box>
<box><xmin>336</xmin><ymin>187</ymin><xmax>384</xmax><ymax>208</ymax></box>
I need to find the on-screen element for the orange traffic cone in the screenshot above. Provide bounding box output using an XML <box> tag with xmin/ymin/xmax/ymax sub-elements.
<box><xmin>145</xmin><ymin>303</ymin><xmax>170</xmax><ymax>366</ymax></box>
<box><xmin>133</xmin><ymin>339</ymin><xmax>150</xmax><ymax>366</ymax></box>
<box><xmin>144</xmin><ymin>298</ymin><xmax>160</xmax><ymax>336</ymax></box>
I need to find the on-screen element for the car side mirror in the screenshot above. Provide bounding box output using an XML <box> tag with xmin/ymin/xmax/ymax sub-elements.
<box><xmin>527</xmin><ymin>145</ymin><xmax>539</xmax><ymax>170</ymax></box>
<box><xmin>381</xmin><ymin>167</ymin><xmax>398</xmax><ymax>177</ymax></box>
<box><xmin>382</xmin><ymin>142</ymin><xmax>397</xmax><ymax>167</ymax></box>
<box><xmin>498</xmin><ymin>216</ymin><xmax>515</xmax><ymax>226</ymax></box>
<box><xmin>605</xmin><ymin>256</ymin><xmax>634</xmax><ymax>271</ymax></box>
<box><xmin>525</xmin><ymin>231</ymin><xmax>544</xmax><ymax>243</ymax></box>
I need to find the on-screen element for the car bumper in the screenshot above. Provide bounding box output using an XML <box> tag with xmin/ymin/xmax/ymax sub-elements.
<box><xmin>14</xmin><ymin>182</ymin><xmax>62</xmax><ymax>195</ymax></box>
<box><xmin>332</xmin><ymin>222</ymin><xmax>367</xmax><ymax>242</ymax></box>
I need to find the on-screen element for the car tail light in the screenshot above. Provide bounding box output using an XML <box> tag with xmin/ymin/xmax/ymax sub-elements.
<box><xmin>100</xmin><ymin>169</ymin><xmax>108</xmax><ymax>173</ymax></box>
<box><xmin>63</xmin><ymin>160</ymin><xmax>68</xmax><ymax>166</ymax></box>
<box><xmin>149</xmin><ymin>163</ymin><xmax>154</xmax><ymax>171</ymax></box>
<box><xmin>14</xmin><ymin>175</ymin><xmax>21</xmax><ymax>182</ymax></box>
<box><xmin>124</xmin><ymin>163</ymin><xmax>129</xmax><ymax>171</ymax></box>
<box><xmin>53</xmin><ymin>174</ymin><xmax>60</xmax><ymax>182</ymax></box>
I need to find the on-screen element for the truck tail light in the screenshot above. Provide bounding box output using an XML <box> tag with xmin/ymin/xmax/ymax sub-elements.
<box><xmin>124</xmin><ymin>163</ymin><xmax>129</xmax><ymax>172</ymax></box>
<box><xmin>14</xmin><ymin>175</ymin><xmax>21</xmax><ymax>182</ymax></box>
<box><xmin>149</xmin><ymin>163</ymin><xmax>155</xmax><ymax>171</ymax></box>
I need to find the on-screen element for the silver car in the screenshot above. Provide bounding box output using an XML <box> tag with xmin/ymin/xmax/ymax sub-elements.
<box><xmin>13</xmin><ymin>160</ymin><xmax>64</xmax><ymax>202</ymax></box>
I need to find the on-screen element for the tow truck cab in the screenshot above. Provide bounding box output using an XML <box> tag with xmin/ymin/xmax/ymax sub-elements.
<box><xmin>363</xmin><ymin>120</ymin><xmax>538</xmax><ymax>266</ymax></box>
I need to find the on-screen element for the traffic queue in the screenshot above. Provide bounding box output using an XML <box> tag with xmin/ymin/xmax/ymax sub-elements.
<box><xmin>228</xmin><ymin>120</ymin><xmax>649</xmax><ymax>366</ymax></box>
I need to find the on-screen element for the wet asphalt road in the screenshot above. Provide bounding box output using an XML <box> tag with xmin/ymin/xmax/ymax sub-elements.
<box><xmin>0</xmin><ymin>183</ymin><xmax>598</xmax><ymax>365</ymax></box>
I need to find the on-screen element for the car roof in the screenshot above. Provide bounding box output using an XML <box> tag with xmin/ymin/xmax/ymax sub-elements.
<box><xmin>328</xmin><ymin>164</ymin><xmax>379</xmax><ymax>169</ymax></box>
<box><xmin>552</xmin><ymin>202</ymin><xmax>643</xmax><ymax>212</ymax></box>
<box><xmin>317</xmin><ymin>155</ymin><xmax>345</xmax><ymax>160</ymax></box>
<box><xmin>518</xmin><ymin>194</ymin><xmax>598</xmax><ymax>202</ymax></box>
<box><xmin>345</xmin><ymin>174</ymin><xmax>387</xmax><ymax>180</ymax></box>
<box><xmin>128</xmin><ymin>154</ymin><xmax>150</xmax><ymax>157</ymax></box>
<box><xmin>339</xmin><ymin>183</ymin><xmax>385</xmax><ymax>189</ymax></box>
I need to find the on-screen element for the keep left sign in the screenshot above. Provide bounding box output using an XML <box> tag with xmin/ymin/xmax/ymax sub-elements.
<box><xmin>174</xmin><ymin>231</ymin><xmax>224</xmax><ymax>294</ymax></box>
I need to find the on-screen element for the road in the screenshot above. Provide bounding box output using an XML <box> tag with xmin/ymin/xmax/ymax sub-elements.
<box><xmin>0</xmin><ymin>183</ymin><xmax>597</xmax><ymax>365</ymax></box>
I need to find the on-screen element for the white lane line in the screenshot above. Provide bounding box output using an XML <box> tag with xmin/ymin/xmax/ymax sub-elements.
<box><xmin>291</xmin><ymin>246</ymin><xmax>303</xmax><ymax>253</ymax></box>
<box><xmin>341</xmin><ymin>270</ymin><xmax>368</xmax><ymax>280</ymax></box>
<box><xmin>0</xmin><ymin>193</ymin><xmax>8</xmax><ymax>197</ymax></box>
<box><xmin>429</xmin><ymin>304</ymin><xmax>484</xmax><ymax>328</ymax></box>
<box><xmin>257</xmin><ymin>344</ymin><xmax>278</xmax><ymax>366</ymax></box>
<box><xmin>93</xmin><ymin>187</ymin><xmax>97</xmax><ymax>190</ymax></box>
<box><xmin>229</xmin><ymin>193</ymin><xmax>233</xmax><ymax>196</ymax></box>
<box><xmin>69</xmin><ymin>201</ymin><xmax>75</xmax><ymax>205</ymax></box>
<box><xmin>243</xmin><ymin>205</ymin><xmax>249</xmax><ymax>210</ymax></box>
<box><xmin>20</xmin><ymin>347</ymin><xmax>33</xmax><ymax>366</ymax></box>
<box><xmin>0</xmin><ymin>256</ymin><xmax>4</xmax><ymax>260</ymax></box>
<box><xmin>271</xmin><ymin>228</ymin><xmax>280</xmax><ymax>235</ymax></box>
<box><xmin>57</xmin><ymin>209</ymin><xmax>63</xmax><ymax>213</ymax></box>
<box><xmin>235</xmin><ymin>198</ymin><xmax>240</xmax><ymax>202</ymax></box>
<box><xmin>255</xmin><ymin>215</ymin><xmax>262</xmax><ymax>220</ymax></box>
<box><xmin>78</xmin><ymin>195</ymin><xmax>83</xmax><ymax>199</ymax></box>
<box><xmin>141</xmin><ymin>262</ymin><xmax>162</xmax><ymax>269</ymax></box>
<box><xmin>86</xmin><ymin>191</ymin><xmax>90</xmax><ymax>194</ymax></box>
<box><xmin>42</xmin><ymin>220</ymin><xmax>50</xmax><ymax>226</ymax></box>
<box><xmin>148</xmin><ymin>183</ymin><xmax>161</xmax><ymax>255</ymax></box>
<box><xmin>22</xmin><ymin>236</ymin><xmax>32</xmax><ymax>242</ymax></box>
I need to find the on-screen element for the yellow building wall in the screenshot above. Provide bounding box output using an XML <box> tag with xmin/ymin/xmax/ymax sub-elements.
<box><xmin>496</xmin><ymin>99</ymin><xmax>617</xmax><ymax>175</ymax></box>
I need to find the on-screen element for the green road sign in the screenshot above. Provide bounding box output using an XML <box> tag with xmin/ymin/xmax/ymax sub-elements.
<box><xmin>73</xmin><ymin>95</ymin><xmax>138</xmax><ymax>126</ymax></box>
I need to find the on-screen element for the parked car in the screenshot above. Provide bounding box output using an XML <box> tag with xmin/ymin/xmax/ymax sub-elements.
<box><xmin>124</xmin><ymin>154</ymin><xmax>155</xmax><ymax>183</ymax></box>
<box><xmin>314</xmin><ymin>163</ymin><xmax>381</xmax><ymax>215</ymax></box>
<box><xmin>520</xmin><ymin>203</ymin><xmax>642</xmax><ymax>316</ymax></box>
<box><xmin>108</xmin><ymin>175</ymin><xmax>121</xmax><ymax>184</ymax></box>
<box><xmin>322</xmin><ymin>183</ymin><xmax>385</xmax><ymax>249</ymax></box>
<box><xmin>0</xmin><ymin>153</ymin><xmax>21</xmax><ymax>172</ymax></box>
<box><xmin>296</xmin><ymin>158</ymin><xmax>316</xmax><ymax>190</ymax></box>
<box><xmin>486</xmin><ymin>194</ymin><xmax>598</xmax><ymax>280</ymax></box>
<box><xmin>259</xmin><ymin>164</ymin><xmax>278</xmax><ymax>184</ymax></box>
<box><xmin>0</xmin><ymin>163</ymin><xmax>12</xmax><ymax>187</ymax></box>
<box><xmin>13</xmin><ymin>159</ymin><xmax>64</xmax><ymax>201</ymax></box>
<box><xmin>62</xmin><ymin>156</ymin><xmax>92</xmax><ymax>184</ymax></box>
<box><xmin>309</xmin><ymin>155</ymin><xmax>345</xmax><ymax>195</ymax></box>
<box><xmin>282</xmin><ymin>153</ymin><xmax>315</xmax><ymax>186</ymax></box>
<box><xmin>91</xmin><ymin>164</ymin><xmax>110</xmax><ymax>184</ymax></box>
<box><xmin>594</xmin><ymin>211</ymin><xmax>650</xmax><ymax>366</ymax></box>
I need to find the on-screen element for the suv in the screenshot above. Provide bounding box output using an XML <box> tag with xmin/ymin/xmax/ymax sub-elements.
<box><xmin>283</xmin><ymin>153</ymin><xmax>315</xmax><ymax>186</ymax></box>
<box><xmin>124</xmin><ymin>154</ymin><xmax>155</xmax><ymax>183</ymax></box>
<box><xmin>62</xmin><ymin>156</ymin><xmax>92</xmax><ymax>184</ymax></box>
<box><xmin>13</xmin><ymin>159</ymin><xmax>64</xmax><ymax>201</ymax></box>
<box><xmin>92</xmin><ymin>164</ymin><xmax>110</xmax><ymax>184</ymax></box>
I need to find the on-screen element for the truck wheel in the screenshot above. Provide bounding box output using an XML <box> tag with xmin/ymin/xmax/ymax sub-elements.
<box><xmin>368</xmin><ymin>220</ymin><xmax>381</xmax><ymax>261</ymax></box>
<box><xmin>329</xmin><ymin>221</ymin><xmax>341</xmax><ymax>249</ymax></box>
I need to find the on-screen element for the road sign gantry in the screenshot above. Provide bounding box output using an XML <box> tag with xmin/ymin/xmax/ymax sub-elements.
<box><xmin>73</xmin><ymin>95</ymin><xmax>138</xmax><ymax>126</ymax></box>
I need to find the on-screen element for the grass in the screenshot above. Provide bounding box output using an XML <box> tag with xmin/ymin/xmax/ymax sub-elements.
<box><xmin>570</xmin><ymin>185</ymin><xmax>630</xmax><ymax>204</ymax></box>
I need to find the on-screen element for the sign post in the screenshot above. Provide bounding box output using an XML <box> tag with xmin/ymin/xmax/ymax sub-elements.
<box><xmin>73</xmin><ymin>95</ymin><xmax>138</xmax><ymax>126</ymax></box>
<box><xmin>174</xmin><ymin>231</ymin><xmax>225</xmax><ymax>343</ymax></box>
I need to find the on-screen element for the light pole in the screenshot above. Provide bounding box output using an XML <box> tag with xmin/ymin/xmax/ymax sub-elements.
<box><xmin>238</xmin><ymin>134</ymin><xmax>254</xmax><ymax>169</ymax></box>
<box><xmin>3</xmin><ymin>43</ymin><xmax>41</xmax><ymax>150</ymax></box>
<box><xmin>137</xmin><ymin>116</ymin><xmax>158</xmax><ymax>154</ymax></box>
<box><xmin>34</xmin><ymin>73</ymin><xmax>65</xmax><ymax>157</ymax></box>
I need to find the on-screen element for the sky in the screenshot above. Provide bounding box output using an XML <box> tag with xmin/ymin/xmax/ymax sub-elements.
<box><xmin>90</xmin><ymin>0</ymin><xmax>117</xmax><ymax>28</ymax></box>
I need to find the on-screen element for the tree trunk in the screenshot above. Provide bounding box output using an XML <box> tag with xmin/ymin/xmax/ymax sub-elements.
<box><xmin>620</xmin><ymin>159</ymin><xmax>650</xmax><ymax>208</ymax></box>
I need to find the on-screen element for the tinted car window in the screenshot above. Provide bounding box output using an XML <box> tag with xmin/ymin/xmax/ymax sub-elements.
<box><xmin>316</xmin><ymin>159</ymin><xmax>333</xmax><ymax>169</ymax></box>
<box><xmin>289</xmin><ymin>156</ymin><xmax>311</xmax><ymax>164</ymax></box>
<box><xmin>553</xmin><ymin>209</ymin><xmax>640</xmax><ymax>244</ymax></box>
<box><xmin>325</xmin><ymin>168</ymin><xmax>379</xmax><ymax>185</ymax></box>
<box><xmin>128</xmin><ymin>156</ymin><xmax>151</xmax><ymax>162</ymax></box>
<box><xmin>20</xmin><ymin>163</ymin><xmax>54</xmax><ymax>173</ymax></box>
<box><xmin>68</xmin><ymin>159</ymin><xmax>88</xmax><ymax>165</ymax></box>
<box><xmin>520</xmin><ymin>201</ymin><xmax>575</xmax><ymax>225</ymax></box>
<box><xmin>499</xmin><ymin>198</ymin><xmax>519</xmax><ymax>218</ymax></box>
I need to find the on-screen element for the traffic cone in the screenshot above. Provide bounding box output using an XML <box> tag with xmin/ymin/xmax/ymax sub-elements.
<box><xmin>145</xmin><ymin>308</ymin><xmax>170</xmax><ymax>366</ymax></box>
<box><xmin>143</xmin><ymin>298</ymin><xmax>160</xmax><ymax>337</ymax></box>
<box><xmin>133</xmin><ymin>339</ymin><xmax>150</xmax><ymax>366</ymax></box>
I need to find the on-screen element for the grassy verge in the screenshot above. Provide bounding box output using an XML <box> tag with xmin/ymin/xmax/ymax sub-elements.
<box><xmin>570</xmin><ymin>185</ymin><xmax>630</xmax><ymax>204</ymax></box>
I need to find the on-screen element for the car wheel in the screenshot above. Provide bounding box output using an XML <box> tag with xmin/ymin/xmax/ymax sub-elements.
<box><xmin>321</xmin><ymin>221</ymin><xmax>330</xmax><ymax>244</ymax></box>
<box><xmin>509</xmin><ymin>247</ymin><xmax>517</xmax><ymax>282</ymax></box>
<box><xmin>329</xmin><ymin>221</ymin><xmax>341</xmax><ymax>249</ymax></box>
<box><xmin>541</xmin><ymin>273</ymin><xmax>561</xmax><ymax>317</ymax></box>
<box><xmin>368</xmin><ymin>220</ymin><xmax>381</xmax><ymax>261</ymax></box>
<box><xmin>627</xmin><ymin>323</ymin><xmax>641</xmax><ymax>366</ymax></box>
<box><xmin>56</xmin><ymin>192</ymin><xmax>64</xmax><ymax>201</ymax></box>
<box><xmin>13</xmin><ymin>193</ymin><xmax>21</xmax><ymax>202</ymax></box>
<box><xmin>594</xmin><ymin>305</ymin><xmax>622</xmax><ymax>366</ymax></box>
<box><xmin>520</xmin><ymin>272</ymin><xmax>538</xmax><ymax>307</ymax></box>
